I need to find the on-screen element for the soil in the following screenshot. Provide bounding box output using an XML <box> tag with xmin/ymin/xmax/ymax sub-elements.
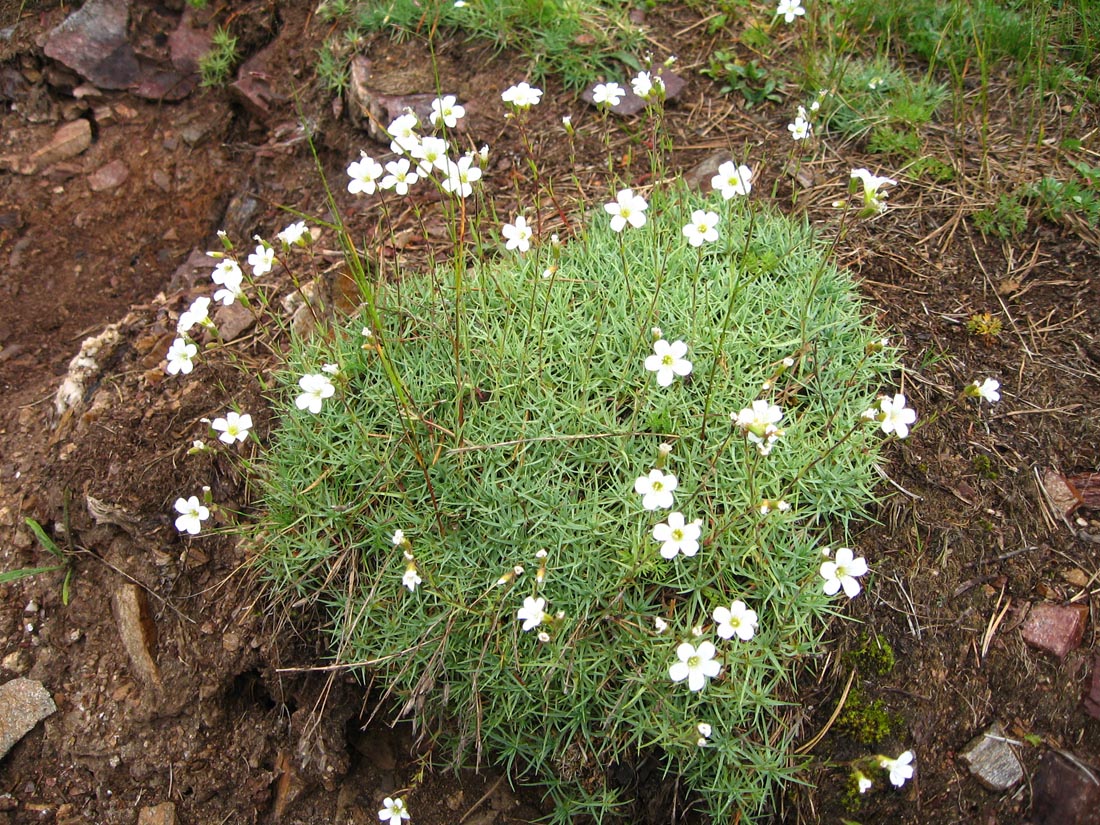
<box><xmin>1</xmin><ymin>2</ymin><xmax>1099</xmax><ymax>824</ymax></box>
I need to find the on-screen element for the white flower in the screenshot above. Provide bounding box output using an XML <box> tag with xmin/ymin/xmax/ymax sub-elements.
<box><xmin>387</xmin><ymin>112</ymin><xmax>420</xmax><ymax>155</ymax></box>
<box><xmin>502</xmin><ymin>215</ymin><xmax>533</xmax><ymax>253</ymax></box>
<box><xmin>776</xmin><ymin>0</ymin><xmax>806</xmax><ymax>23</ymax></box>
<box><xmin>211</xmin><ymin>411</ymin><xmax>252</xmax><ymax>445</ymax></box>
<box><xmin>378</xmin><ymin>796</ymin><xmax>410</xmax><ymax>822</ymax></box>
<box><xmin>713</xmin><ymin>600</ymin><xmax>758</xmax><ymax>641</ymax></box>
<box><xmin>277</xmin><ymin>221</ymin><xmax>309</xmax><ymax>247</ymax></box>
<box><xmin>295</xmin><ymin>373</ymin><xmax>336</xmax><ymax>414</ymax></box>
<box><xmin>517</xmin><ymin>596</ymin><xmax>548</xmax><ymax>631</ymax></box>
<box><xmin>592</xmin><ymin>81</ymin><xmax>625</xmax><ymax>107</ymax></box>
<box><xmin>668</xmin><ymin>641</ymin><xmax>721</xmax><ymax>692</ymax></box>
<box><xmin>631</xmin><ymin>71</ymin><xmax>664</xmax><ymax>100</ymax></box>
<box><xmin>211</xmin><ymin>259</ymin><xmax>244</xmax><ymax>306</ymax></box>
<box><xmin>177</xmin><ymin>296</ymin><xmax>212</xmax><ymax>334</ymax></box>
<box><xmin>604</xmin><ymin>188</ymin><xmax>648</xmax><ymax>232</ymax></box>
<box><xmin>645</xmin><ymin>339</ymin><xmax>693</xmax><ymax>387</ymax></box>
<box><xmin>392</xmin><ymin>529</ymin><xmax>406</xmax><ymax>546</ymax></box>
<box><xmin>380</xmin><ymin>158</ymin><xmax>420</xmax><ymax>196</ymax></box>
<box><xmin>402</xmin><ymin>565</ymin><xmax>421</xmax><ymax>592</ymax></box>
<box><xmin>877</xmin><ymin>393</ymin><xmax>917</xmax><ymax>438</ymax></box>
<box><xmin>322</xmin><ymin>362</ymin><xmax>340</xmax><ymax>375</ymax></box>
<box><xmin>173</xmin><ymin>495</ymin><xmax>209</xmax><ymax>535</ymax></box>
<box><xmin>634</xmin><ymin>469</ymin><xmax>678</xmax><ymax>511</ymax></box>
<box><xmin>851</xmin><ymin>168</ymin><xmax>898</xmax><ymax>215</ymax></box>
<box><xmin>734</xmin><ymin>400</ymin><xmax>785</xmax><ymax>455</ymax></box>
<box><xmin>868</xmin><ymin>76</ymin><xmax>885</xmax><ymax>91</ymax></box>
<box><xmin>247</xmin><ymin>243</ymin><xmax>275</xmax><ymax>277</ymax></box>
<box><xmin>878</xmin><ymin>750</ymin><xmax>915</xmax><ymax>787</ymax></box>
<box><xmin>788</xmin><ymin>112</ymin><xmax>812</xmax><ymax>140</ymax></box>
<box><xmin>654</xmin><ymin>617</ymin><xmax>669</xmax><ymax>634</ymax></box>
<box><xmin>820</xmin><ymin>547</ymin><xmax>869</xmax><ymax>598</ymax></box>
<box><xmin>501</xmin><ymin>82</ymin><xmax>543</xmax><ymax>109</ymax></box>
<box><xmin>857</xmin><ymin>774</ymin><xmax>873</xmax><ymax>793</ymax></box>
<box><xmin>711</xmin><ymin>161</ymin><xmax>753</xmax><ymax>199</ymax></box>
<box><xmin>697</xmin><ymin>722</ymin><xmax>712</xmax><ymax>739</ymax></box>
<box><xmin>970</xmin><ymin>378</ymin><xmax>1001</xmax><ymax>403</ymax></box>
<box><xmin>165</xmin><ymin>337</ymin><xmax>198</xmax><ymax>375</ymax></box>
<box><xmin>682</xmin><ymin>209</ymin><xmax>720</xmax><ymax>247</ymax></box>
<box><xmin>409</xmin><ymin>135</ymin><xmax>449</xmax><ymax>176</ymax></box>
<box><xmin>429</xmin><ymin>94</ymin><xmax>465</xmax><ymax>128</ymax></box>
<box><xmin>441</xmin><ymin>155</ymin><xmax>482</xmax><ymax>198</ymax></box>
<box><xmin>347</xmin><ymin>154</ymin><xmax>384</xmax><ymax>195</ymax></box>
<box><xmin>652</xmin><ymin>512</ymin><xmax>702</xmax><ymax>559</ymax></box>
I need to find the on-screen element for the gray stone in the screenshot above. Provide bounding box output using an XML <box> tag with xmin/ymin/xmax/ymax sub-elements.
<box><xmin>0</xmin><ymin>678</ymin><xmax>56</xmax><ymax>759</ymax></box>
<box><xmin>958</xmin><ymin>721</ymin><xmax>1023</xmax><ymax>791</ymax></box>
<box><xmin>44</xmin><ymin>0</ymin><xmax>141</xmax><ymax>90</ymax></box>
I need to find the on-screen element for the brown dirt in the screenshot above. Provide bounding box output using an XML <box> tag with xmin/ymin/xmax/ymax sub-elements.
<box><xmin>1</xmin><ymin>2</ymin><xmax>1099</xmax><ymax>824</ymax></box>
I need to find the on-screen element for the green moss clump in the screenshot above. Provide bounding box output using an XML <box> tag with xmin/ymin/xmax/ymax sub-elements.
<box><xmin>972</xmin><ymin>453</ymin><xmax>999</xmax><ymax>480</ymax></box>
<box><xmin>845</xmin><ymin>632</ymin><xmax>896</xmax><ymax>677</ymax></box>
<box><xmin>835</xmin><ymin>687</ymin><xmax>898</xmax><ymax>745</ymax></box>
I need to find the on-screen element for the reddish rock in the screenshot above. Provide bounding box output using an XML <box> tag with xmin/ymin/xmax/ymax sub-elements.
<box><xmin>1083</xmin><ymin>654</ymin><xmax>1100</xmax><ymax>719</ymax></box>
<box><xmin>1021</xmin><ymin>602</ymin><xmax>1088</xmax><ymax>659</ymax></box>
<box><xmin>1030</xmin><ymin>752</ymin><xmax>1100</xmax><ymax>825</ymax></box>
<box><xmin>44</xmin><ymin>0</ymin><xmax>141</xmax><ymax>90</ymax></box>
<box><xmin>88</xmin><ymin>159</ymin><xmax>129</xmax><ymax>192</ymax></box>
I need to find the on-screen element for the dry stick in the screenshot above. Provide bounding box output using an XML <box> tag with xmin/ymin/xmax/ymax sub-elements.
<box><xmin>458</xmin><ymin>776</ymin><xmax>505</xmax><ymax>824</ymax></box>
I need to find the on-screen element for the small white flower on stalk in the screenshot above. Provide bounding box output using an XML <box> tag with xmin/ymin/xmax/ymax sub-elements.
<box><xmin>604</xmin><ymin>188</ymin><xmax>648</xmax><ymax>232</ymax></box>
<box><xmin>776</xmin><ymin>0</ymin><xmax>806</xmax><ymax>23</ymax></box>
<box><xmin>856</xmin><ymin>772</ymin><xmax>873</xmax><ymax>793</ymax></box>
<box><xmin>652</xmin><ymin>511</ymin><xmax>702</xmax><ymax>559</ymax></box>
<box><xmin>820</xmin><ymin>547</ymin><xmax>869</xmax><ymax>598</ymax></box>
<box><xmin>850</xmin><ymin>168</ymin><xmax>898</xmax><ymax>216</ymax></box>
<box><xmin>391</xmin><ymin>529</ymin><xmax>407</xmax><ymax>547</ymax></box>
<box><xmin>429</xmin><ymin>94</ymin><xmax>465</xmax><ymax>128</ymax></box>
<box><xmin>387</xmin><ymin>112</ymin><xmax>421</xmax><ymax>155</ymax></box>
<box><xmin>247</xmin><ymin>242</ymin><xmax>275</xmax><ymax>278</ymax></box>
<box><xmin>734</xmin><ymin>400</ymin><xmax>785</xmax><ymax>455</ymax></box>
<box><xmin>409</xmin><ymin>135</ymin><xmax>449</xmax><ymax>177</ymax></box>
<box><xmin>868</xmin><ymin>76</ymin><xmax>884</xmax><ymax>91</ymax></box>
<box><xmin>645</xmin><ymin>339</ymin><xmax>693</xmax><ymax>387</ymax></box>
<box><xmin>711</xmin><ymin>161</ymin><xmax>753</xmax><ymax>200</ymax></box>
<box><xmin>537</xmin><ymin>630</ymin><xmax>551</xmax><ymax>643</ymax></box>
<box><xmin>697</xmin><ymin>722</ymin><xmax>712</xmax><ymax>739</ymax></box>
<box><xmin>631</xmin><ymin>71</ymin><xmax>664</xmax><ymax>101</ymax></box>
<box><xmin>634</xmin><ymin>469</ymin><xmax>678</xmax><ymax>511</ymax></box>
<box><xmin>378</xmin><ymin>796</ymin><xmax>410</xmax><ymax>822</ymax></box>
<box><xmin>592</xmin><ymin>81</ymin><xmax>625</xmax><ymax>107</ymax></box>
<box><xmin>165</xmin><ymin>337</ymin><xmax>198</xmax><ymax>375</ymax></box>
<box><xmin>277</xmin><ymin>221</ymin><xmax>309</xmax><ymax>247</ymax></box>
<box><xmin>654</xmin><ymin>617</ymin><xmax>669</xmax><ymax>634</ymax></box>
<box><xmin>872</xmin><ymin>393</ymin><xmax>917</xmax><ymax>439</ymax></box>
<box><xmin>713</xmin><ymin>601</ymin><xmax>758</xmax><ymax>641</ymax></box>
<box><xmin>177</xmin><ymin>296</ymin><xmax>213</xmax><ymax>335</ymax></box>
<box><xmin>188</xmin><ymin>439</ymin><xmax>209</xmax><ymax>455</ymax></box>
<box><xmin>173</xmin><ymin>495</ymin><xmax>209</xmax><ymax>535</ymax></box>
<box><xmin>561</xmin><ymin>115</ymin><xmax>574</xmax><ymax>135</ymax></box>
<box><xmin>682</xmin><ymin>210</ymin><xmax>720</xmax><ymax>247</ymax></box>
<box><xmin>295</xmin><ymin>373</ymin><xmax>336</xmax><ymax>415</ymax></box>
<box><xmin>878</xmin><ymin>750</ymin><xmax>915</xmax><ymax>787</ymax></box>
<box><xmin>380</xmin><ymin>158</ymin><xmax>420</xmax><ymax>196</ymax></box>
<box><xmin>441</xmin><ymin>155</ymin><xmax>482</xmax><ymax>198</ymax></box>
<box><xmin>502</xmin><ymin>215</ymin><xmax>533</xmax><ymax>253</ymax></box>
<box><xmin>402</xmin><ymin>564</ymin><xmax>421</xmax><ymax>592</ymax></box>
<box><xmin>322</xmin><ymin>363</ymin><xmax>340</xmax><ymax>376</ymax></box>
<box><xmin>347</xmin><ymin>154</ymin><xmax>384</xmax><ymax>195</ymax></box>
<box><xmin>501</xmin><ymin>82</ymin><xmax>543</xmax><ymax>109</ymax></box>
<box><xmin>211</xmin><ymin>411</ymin><xmax>252</xmax><ymax>445</ymax></box>
<box><xmin>517</xmin><ymin>596</ymin><xmax>548</xmax><ymax>632</ymax></box>
<box><xmin>668</xmin><ymin>641</ymin><xmax>722</xmax><ymax>692</ymax></box>
<box><xmin>788</xmin><ymin>108</ymin><xmax>812</xmax><ymax>141</ymax></box>
<box><xmin>966</xmin><ymin>378</ymin><xmax>1001</xmax><ymax>404</ymax></box>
